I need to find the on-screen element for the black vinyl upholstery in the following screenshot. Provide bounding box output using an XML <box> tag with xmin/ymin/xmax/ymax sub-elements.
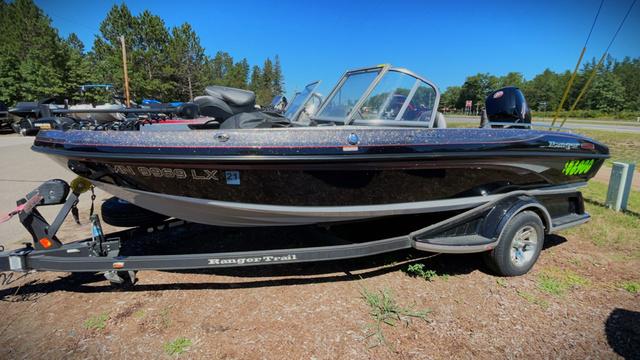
<box><xmin>194</xmin><ymin>86</ymin><xmax>257</xmax><ymax>121</ymax></box>
<box><xmin>204</xmin><ymin>86</ymin><xmax>256</xmax><ymax>107</ymax></box>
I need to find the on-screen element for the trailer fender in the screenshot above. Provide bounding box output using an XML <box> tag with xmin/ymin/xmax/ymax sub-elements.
<box><xmin>480</xmin><ymin>196</ymin><xmax>552</xmax><ymax>242</ymax></box>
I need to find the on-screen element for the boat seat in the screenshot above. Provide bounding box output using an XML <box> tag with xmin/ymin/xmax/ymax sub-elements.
<box><xmin>194</xmin><ymin>86</ymin><xmax>257</xmax><ymax>121</ymax></box>
<box><xmin>204</xmin><ymin>86</ymin><xmax>255</xmax><ymax>107</ymax></box>
<box><xmin>433</xmin><ymin>112</ymin><xmax>447</xmax><ymax>128</ymax></box>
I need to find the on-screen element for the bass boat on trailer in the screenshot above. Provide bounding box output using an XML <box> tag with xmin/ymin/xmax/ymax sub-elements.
<box><xmin>31</xmin><ymin>65</ymin><xmax>609</xmax><ymax>227</ymax></box>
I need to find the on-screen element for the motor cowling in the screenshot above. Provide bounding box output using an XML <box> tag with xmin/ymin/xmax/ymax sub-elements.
<box><xmin>485</xmin><ymin>87</ymin><xmax>531</xmax><ymax>125</ymax></box>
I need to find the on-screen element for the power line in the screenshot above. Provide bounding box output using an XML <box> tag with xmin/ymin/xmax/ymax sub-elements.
<box><xmin>583</xmin><ymin>0</ymin><xmax>605</xmax><ymax>48</ymax></box>
<box><xmin>604</xmin><ymin>0</ymin><xmax>637</xmax><ymax>53</ymax></box>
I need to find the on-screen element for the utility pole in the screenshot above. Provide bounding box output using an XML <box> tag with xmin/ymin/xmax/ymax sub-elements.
<box><xmin>119</xmin><ymin>35</ymin><xmax>131</xmax><ymax>107</ymax></box>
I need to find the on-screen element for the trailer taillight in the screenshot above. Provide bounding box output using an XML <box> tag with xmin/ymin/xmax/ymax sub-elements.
<box><xmin>39</xmin><ymin>237</ymin><xmax>53</xmax><ymax>249</ymax></box>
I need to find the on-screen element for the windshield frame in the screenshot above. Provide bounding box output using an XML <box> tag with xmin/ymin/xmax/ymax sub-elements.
<box><xmin>312</xmin><ymin>65</ymin><xmax>440</xmax><ymax>127</ymax></box>
<box><xmin>285</xmin><ymin>80</ymin><xmax>321</xmax><ymax>123</ymax></box>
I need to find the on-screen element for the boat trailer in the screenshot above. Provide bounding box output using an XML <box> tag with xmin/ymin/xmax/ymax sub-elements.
<box><xmin>0</xmin><ymin>179</ymin><xmax>590</xmax><ymax>284</ymax></box>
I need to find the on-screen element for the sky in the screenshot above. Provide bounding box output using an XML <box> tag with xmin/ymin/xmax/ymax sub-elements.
<box><xmin>36</xmin><ymin>0</ymin><xmax>640</xmax><ymax>98</ymax></box>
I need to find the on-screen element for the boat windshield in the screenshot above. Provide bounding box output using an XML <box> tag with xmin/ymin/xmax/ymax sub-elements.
<box><xmin>314</xmin><ymin>66</ymin><xmax>439</xmax><ymax>127</ymax></box>
<box><xmin>284</xmin><ymin>81</ymin><xmax>320</xmax><ymax>122</ymax></box>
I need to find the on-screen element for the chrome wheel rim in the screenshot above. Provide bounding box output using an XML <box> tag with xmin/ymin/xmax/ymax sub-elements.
<box><xmin>510</xmin><ymin>225</ymin><xmax>539</xmax><ymax>267</ymax></box>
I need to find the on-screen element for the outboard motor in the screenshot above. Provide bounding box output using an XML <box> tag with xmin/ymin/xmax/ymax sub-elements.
<box><xmin>484</xmin><ymin>87</ymin><xmax>531</xmax><ymax>128</ymax></box>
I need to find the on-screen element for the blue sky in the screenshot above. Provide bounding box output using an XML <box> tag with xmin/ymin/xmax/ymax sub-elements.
<box><xmin>37</xmin><ymin>0</ymin><xmax>639</xmax><ymax>97</ymax></box>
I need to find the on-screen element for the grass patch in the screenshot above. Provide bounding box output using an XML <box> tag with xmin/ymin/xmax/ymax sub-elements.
<box><xmin>133</xmin><ymin>309</ymin><xmax>145</xmax><ymax>318</ymax></box>
<box><xmin>537</xmin><ymin>268</ymin><xmax>590</xmax><ymax>296</ymax></box>
<box><xmin>516</xmin><ymin>290</ymin><xmax>549</xmax><ymax>309</ymax></box>
<box><xmin>496</xmin><ymin>278</ymin><xmax>508</xmax><ymax>288</ymax></box>
<box><xmin>405</xmin><ymin>263</ymin><xmax>448</xmax><ymax>281</ymax></box>
<box><xmin>361</xmin><ymin>287</ymin><xmax>430</xmax><ymax>347</ymax></box>
<box><xmin>83</xmin><ymin>313</ymin><xmax>109</xmax><ymax>331</ymax></box>
<box><xmin>159</xmin><ymin>307</ymin><xmax>172</xmax><ymax>327</ymax></box>
<box><xmin>581</xmin><ymin>179</ymin><xmax>639</xmax><ymax>214</ymax></box>
<box><xmin>619</xmin><ymin>281</ymin><xmax>640</xmax><ymax>294</ymax></box>
<box><xmin>561</xmin><ymin>194</ymin><xmax>640</xmax><ymax>253</ymax></box>
<box><xmin>163</xmin><ymin>337</ymin><xmax>192</xmax><ymax>356</ymax></box>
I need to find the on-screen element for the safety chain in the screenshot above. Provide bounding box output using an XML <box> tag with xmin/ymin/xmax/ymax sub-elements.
<box><xmin>89</xmin><ymin>186</ymin><xmax>96</xmax><ymax>217</ymax></box>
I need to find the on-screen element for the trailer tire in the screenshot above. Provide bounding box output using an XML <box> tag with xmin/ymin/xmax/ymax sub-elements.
<box><xmin>484</xmin><ymin>210</ymin><xmax>544</xmax><ymax>276</ymax></box>
<box><xmin>101</xmin><ymin>197</ymin><xmax>169</xmax><ymax>228</ymax></box>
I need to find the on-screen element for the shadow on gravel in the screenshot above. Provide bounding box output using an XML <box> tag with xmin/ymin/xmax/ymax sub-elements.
<box><xmin>0</xmin><ymin>234</ymin><xmax>567</xmax><ymax>298</ymax></box>
<box><xmin>606</xmin><ymin>308</ymin><xmax>640</xmax><ymax>359</ymax></box>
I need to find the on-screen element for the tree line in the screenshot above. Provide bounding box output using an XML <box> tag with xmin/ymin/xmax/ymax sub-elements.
<box><xmin>440</xmin><ymin>56</ymin><xmax>640</xmax><ymax>117</ymax></box>
<box><xmin>0</xmin><ymin>0</ymin><xmax>284</xmax><ymax>106</ymax></box>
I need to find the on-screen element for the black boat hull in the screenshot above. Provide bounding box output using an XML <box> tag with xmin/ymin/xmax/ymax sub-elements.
<box><xmin>33</xmin><ymin>127</ymin><xmax>608</xmax><ymax>226</ymax></box>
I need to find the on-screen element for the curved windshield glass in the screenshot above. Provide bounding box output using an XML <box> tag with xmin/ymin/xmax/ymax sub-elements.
<box><xmin>316</xmin><ymin>69</ymin><xmax>381</xmax><ymax>120</ymax></box>
<box><xmin>354</xmin><ymin>70</ymin><xmax>437</xmax><ymax>123</ymax></box>
<box><xmin>284</xmin><ymin>81</ymin><xmax>320</xmax><ymax>121</ymax></box>
<box><xmin>314</xmin><ymin>67</ymin><xmax>438</xmax><ymax>126</ymax></box>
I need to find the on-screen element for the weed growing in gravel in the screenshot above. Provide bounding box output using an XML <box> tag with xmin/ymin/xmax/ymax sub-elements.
<box><xmin>516</xmin><ymin>290</ymin><xmax>549</xmax><ymax>309</ymax></box>
<box><xmin>361</xmin><ymin>287</ymin><xmax>430</xmax><ymax>347</ymax></box>
<box><xmin>496</xmin><ymin>278</ymin><xmax>508</xmax><ymax>288</ymax></box>
<box><xmin>537</xmin><ymin>268</ymin><xmax>590</xmax><ymax>296</ymax></box>
<box><xmin>164</xmin><ymin>337</ymin><xmax>192</xmax><ymax>356</ymax></box>
<box><xmin>619</xmin><ymin>281</ymin><xmax>640</xmax><ymax>294</ymax></box>
<box><xmin>160</xmin><ymin>307</ymin><xmax>172</xmax><ymax>327</ymax></box>
<box><xmin>133</xmin><ymin>309</ymin><xmax>145</xmax><ymax>318</ymax></box>
<box><xmin>405</xmin><ymin>263</ymin><xmax>441</xmax><ymax>281</ymax></box>
<box><xmin>84</xmin><ymin>313</ymin><xmax>109</xmax><ymax>331</ymax></box>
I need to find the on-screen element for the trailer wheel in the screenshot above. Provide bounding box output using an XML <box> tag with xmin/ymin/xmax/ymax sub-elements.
<box><xmin>484</xmin><ymin>210</ymin><xmax>544</xmax><ymax>276</ymax></box>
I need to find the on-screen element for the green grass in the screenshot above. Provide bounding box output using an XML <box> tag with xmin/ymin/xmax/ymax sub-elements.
<box><xmin>163</xmin><ymin>337</ymin><xmax>192</xmax><ymax>356</ymax></box>
<box><xmin>516</xmin><ymin>290</ymin><xmax>549</xmax><ymax>309</ymax></box>
<box><xmin>619</xmin><ymin>281</ymin><xmax>640</xmax><ymax>294</ymax></box>
<box><xmin>537</xmin><ymin>268</ymin><xmax>590</xmax><ymax>296</ymax></box>
<box><xmin>580</xmin><ymin>179</ymin><xmax>640</xmax><ymax>214</ymax></box>
<box><xmin>361</xmin><ymin>287</ymin><xmax>430</xmax><ymax>347</ymax></box>
<box><xmin>405</xmin><ymin>263</ymin><xmax>439</xmax><ymax>281</ymax></box>
<box><xmin>562</xmin><ymin>195</ymin><xmax>640</xmax><ymax>255</ymax></box>
<box><xmin>83</xmin><ymin>313</ymin><xmax>109</xmax><ymax>331</ymax></box>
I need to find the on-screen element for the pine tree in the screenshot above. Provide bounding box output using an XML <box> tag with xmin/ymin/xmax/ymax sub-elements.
<box><xmin>167</xmin><ymin>23</ymin><xmax>206</xmax><ymax>100</ymax></box>
<box><xmin>249</xmin><ymin>65</ymin><xmax>261</xmax><ymax>93</ymax></box>
<box><xmin>272</xmin><ymin>55</ymin><xmax>284</xmax><ymax>95</ymax></box>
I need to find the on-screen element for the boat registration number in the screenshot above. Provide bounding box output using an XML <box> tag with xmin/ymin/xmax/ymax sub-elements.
<box><xmin>110</xmin><ymin>165</ymin><xmax>240</xmax><ymax>185</ymax></box>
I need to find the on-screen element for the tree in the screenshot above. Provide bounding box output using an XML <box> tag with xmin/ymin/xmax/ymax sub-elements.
<box><xmin>249</xmin><ymin>65</ymin><xmax>261</xmax><ymax>93</ymax></box>
<box><xmin>613</xmin><ymin>57</ymin><xmax>640</xmax><ymax>110</ymax></box>
<box><xmin>256</xmin><ymin>58</ymin><xmax>275</xmax><ymax>105</ymax></box>
<box><xmin>167</xmin><ymin>23</ymin><xmax>206</xmax><ymax>100</ymax></box>
<box><xmin>522</xmin><ymin>69</ymin><xmax>566</xmax><ymax>111</ymax></box>
<box><xmin>584</xmin><ymin>72</ymin><xmax>625</xmax><ymax>112</ymax></box>
<box><xmin>457</xmin><ymin>73</ymin><xmax>498</xmax><ymax>108</ymax></box>
<box><xmin>0</xmin><ymin>0</ymin><xmax>67</xmax><ymax>103</ymax></box>
<box><xmin>497</xmin><ymin>72</ymin><xmax>525</xmax><ymax>89</ymax></box>
<box><xmin>440</xmin><ymin>86</ymin><xmax>461</xmax><ymax>110</ymax></box>
<box><xmin>272</xmin><ymin>55</ymin><xmax>284</xmax><ymax>95</ymax></box>
<box><xmin>224</xmin><ymin>58</ymin><xmax>249</xmax><ymax>89</ymax></box>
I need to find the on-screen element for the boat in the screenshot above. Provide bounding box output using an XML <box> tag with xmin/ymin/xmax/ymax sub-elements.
<box><xmin>66</xmin><ymin>84</ymin><xmax>127</xmax><ymax>123</ymax></box>
<box><xmin>31</xmin><ymin>65</ymin><xmax>609</xmax><ymax>227</ymax></box>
